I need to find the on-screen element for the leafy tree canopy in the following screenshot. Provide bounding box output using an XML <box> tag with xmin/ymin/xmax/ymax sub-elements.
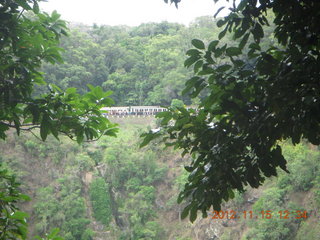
<box><xmin>0</xmin><ymin>0</ymin><xmax>118</xmax><ymax>143</ymax></box>
<box><xmin>0</xmin><ymin>0</ymin><xmax>117</xmax><ymax>238</ymax></box>
<box><xmin>142</xmin><ymin>0</ymin><xmax>320</xmax><ymax>221</ymax></box>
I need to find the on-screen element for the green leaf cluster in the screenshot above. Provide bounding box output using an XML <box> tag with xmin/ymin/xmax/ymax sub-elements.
<box><xmin>0</xmin><ymin>0</ymin><xmax>117</xmax><ymax>143</ymax></box>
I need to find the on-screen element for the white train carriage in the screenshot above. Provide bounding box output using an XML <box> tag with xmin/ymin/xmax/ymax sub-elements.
<box><xmin>101</xmin><ymin>106</ymin><xmax>167</xmax><ymax>117</ymax></box>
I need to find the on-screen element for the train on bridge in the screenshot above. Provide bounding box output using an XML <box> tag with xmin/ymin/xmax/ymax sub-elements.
<box><xmin>100</xmin><ymin>106</ymin><xmax>168</xmax><ymax>117</ymax></box>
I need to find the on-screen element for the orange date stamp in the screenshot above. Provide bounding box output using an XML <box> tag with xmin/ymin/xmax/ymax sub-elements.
<box><xmin>209</xmin><ymin>210</ymin><xmax>309</xmax><ymax>220</ymax></box>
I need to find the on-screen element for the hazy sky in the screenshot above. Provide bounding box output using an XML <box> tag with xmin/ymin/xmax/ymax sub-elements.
<box><xmin>40</xmin><ymin>0</ymin><xmax>230</xmax><ymax>26</ymax></box>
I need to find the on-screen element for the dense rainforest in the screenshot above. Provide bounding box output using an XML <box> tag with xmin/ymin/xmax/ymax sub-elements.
<box><xmin>1</xmin><ymin>5</ymin><xmax>320</xmax><ymax>240</ymax></box>
<box><xmin>39</xmin><ymin>18</ymin><xmax>229</xmax><ymax>106</ymax></box>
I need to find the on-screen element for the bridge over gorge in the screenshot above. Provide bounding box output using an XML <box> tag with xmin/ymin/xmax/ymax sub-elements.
<box><xmin>100</xmin><ymin>106</ymin><xmax>197</xmax><ymax>117</ymax></box>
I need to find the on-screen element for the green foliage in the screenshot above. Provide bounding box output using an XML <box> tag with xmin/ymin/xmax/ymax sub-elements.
<box><xmin>295</xmin><ymin>221</ymin><xmax>320</xmax><ymax>240</ymax></box>
<box><xmin>129</xmin><ymin>220</ymin><xmax>163</xmax><ymax>240</ymax></box>
<box><xmin>166</xmin><ymin>167</ymin><xmax>189</xmax><ymax>210</ymax></box>
<box><xmin>145</xmin><ymin>0</ymin><xmax>320</xmax><ymax>222</ymax></box>
<box><xmin>0</xmin><ymin>163</ymin><xmax>30</xmax><ymax>239</ymax></box>
<box><xmin>34</xmin><ymin>187</ymin><xmax>60</xmax><ymax>235</ymax></box>
<box><xmin>42</xmin><ymin>22</ymin><xmax>201</xmax><ymax>106</ymax></box>
<box><xmin>0</xmin><ymin>1</ymin><xmax>118</xmax><ymax>238</ymax></box>
<box><xmin>2</xmin><ymin>116</ymin><xmax>319</xmax><ymax>239</ymax></box>
<box><xmin>239</xmin><ymin>142</ymin><xmax>320</xmax><ymax>239</ymax></box>
<box><xmin>3</xmin><ymin>0</ymin><xmax>319</xmax><ymax>238</ymax></box>
<box><xmin>80</xmin><ymin>229</ymin><xmax>94</xmax><ymax>240</ymax></box>
<box><xmin>0</xmin><ymin>0</ymin><xmax>118</xmax><ymax>143</ymax></box>
<box><xmin>313</xmin><ymin>175</ymin><xmax>320</xmax><ymax>208</ymax></box>
<box><xmin>170</xmin><ymin>99</ymin><xmax>184</xmax><ymax>109</ymax></box>
<box><xmin>174</xmin><ymin>167</ymin><xmax>189</xmax><ymax>191</ymax></box>
<box><xmin>229</xmin><ymin>190</ymin><xmax>245</xmax><ymax>206</ymax></box>
<box><xmin>104</xmin><ymin>131</ymin><xmax>167</xmax><ymax>190</ymax></box>
<box><xmin>243</xmin><ymin>189</ymin><xmax>303</xmax><ymax>240</ymax></box>
<box><xmin>279</xmin><ymin>143</ymin><xmax>320</xmax><ymax>191</ymax></box>
<box><xmin>63</xmin><ymin>218</ymin><xmax>90</xmax><ymax>240</ymax></box>
<box><xmin>33</xmin><ymin>175</ymin><xmax>90</xmax><ymax>240</ymax></box>
<box><xmin>100</xmin><ymin>128</ymin><xmax>167</xmax><ymax>239</ymax></box>
<box><xmin>34</xmin><ymin>228</ymin><xmax>64</xmax><ymax>240</ymax></box>
<box><xmin>39</xmin><ymin>13</ymin><xmax>258</xmax><ymax>108</ymax></box>
<box><xmin>89</xmin><ymin>177</ymin><xmax>112</xmax><ymax>225</ymax></box>
<box><xmin>75</xmin><ymin>153</ymin><xmax>95</xmax><ymax>172</ymax></box>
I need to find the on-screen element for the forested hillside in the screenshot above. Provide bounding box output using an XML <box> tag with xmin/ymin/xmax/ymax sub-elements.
<box><xmin>1</xmin><ymin>119</ymin><xmax>320</xmax><ymax>239</ymax></box>
<box><xmin>39</xmin><ymin>15</ymin><xmax>275</xmax><ymax>108</ymax></box>
<box><xmin>1</xmin><ymin>10</ymin><xmax>320</xmax><ymax>240</ymax></box>
<box><xmin>39</xmin><ymin>18</ymin><xmax>223</xmax><ymax>106</ymax></box>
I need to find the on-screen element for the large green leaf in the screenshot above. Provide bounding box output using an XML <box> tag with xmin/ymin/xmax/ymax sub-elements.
<box><xmin>226</xmin><ymin>47</ymin><xmax>242</xmax><ymax>57</ymax></box>
<box><xmin>191</xmin><ymin>39</ymin><xmax>205</xmax><ymax>50</ymax></box>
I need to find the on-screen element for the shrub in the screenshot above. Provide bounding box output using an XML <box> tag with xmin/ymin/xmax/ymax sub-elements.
<box><xmin>89</xmin><ymin>177</ymin><xmax>112</xmax><ymax>225</ymax></box>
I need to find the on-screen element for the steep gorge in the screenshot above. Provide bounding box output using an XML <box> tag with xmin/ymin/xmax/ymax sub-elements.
<box><xmin>1</xmin><ymin>119</ymin><xmax>320</xmax><ymax>240</ymax></box>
